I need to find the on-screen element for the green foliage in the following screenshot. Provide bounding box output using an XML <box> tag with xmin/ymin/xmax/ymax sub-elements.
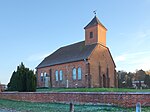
<box><xmin>126</xmin><ymin>77</ymin><xmax>132</xmax><ymax>88</ymax></box>
<box><xmin>117</xmin><ymin>69</ymin><xmax>150</xmax><ymax>89</ymax></box>
<box><xmin>8</xmin><ymin>62</ymin><xmax>36</xmax><ymax>92</ymax></box>
<box><xmin>117</xmin><ymin>71</ymin><xmax>133</xmax><ymax>88</ymax></box>
<box><xmin>144</xmin><ymin>75</ymin><xmax>150</xmax><ymax>88</ymax></box>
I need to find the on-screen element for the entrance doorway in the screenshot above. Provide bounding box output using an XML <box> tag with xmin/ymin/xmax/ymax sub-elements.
<box><xmin>103</xmin><ymin>74</ymin><xmax>106</xmax><ymax>88</ymax></box>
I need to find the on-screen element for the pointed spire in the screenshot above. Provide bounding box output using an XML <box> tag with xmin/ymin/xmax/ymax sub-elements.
<box><xmin>84</xmin><ymin>16</ymin><xmax>107</xmax><ymax>30</ymax></box>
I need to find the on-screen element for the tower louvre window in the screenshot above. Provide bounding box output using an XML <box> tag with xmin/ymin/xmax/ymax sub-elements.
<box><xmin>90</xmin><ymin>32</ymin><xmax>93</xmax><ymax>38</ymax></box>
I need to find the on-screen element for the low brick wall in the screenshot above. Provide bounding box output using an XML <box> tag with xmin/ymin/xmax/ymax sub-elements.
<box><xmin>0</xmin><ymin>92</ymin><xmax>150</xmax><ymax>107</ymax></box>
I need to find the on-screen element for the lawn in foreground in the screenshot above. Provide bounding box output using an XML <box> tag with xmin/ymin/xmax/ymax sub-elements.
<box><xmin>0</xmin><ymin>99</ymin><xmax>150</xmax><ymax>112</ymax></box>
<box><xmin>36</xmin><ymin>87</ymin><xmax>150</xmax><ymax>92</ymax></box>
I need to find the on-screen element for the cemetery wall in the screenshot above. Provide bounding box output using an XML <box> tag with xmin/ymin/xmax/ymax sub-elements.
<box><xmin>0</xmin><ymin>92</ymin><xmax>150</xmax><ymax>107</ymax></box>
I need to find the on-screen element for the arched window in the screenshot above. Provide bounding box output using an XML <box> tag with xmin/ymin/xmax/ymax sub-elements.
<box><xmin>78</xmin><ymin>67</ymin><xmax>82</xmax><ymax>80</ymax></box>
<box><xmin>40</xmin><ymin>73</ymin><xmax>43</xmax><ymax>82</ymax></box>
<box><xmin>44</xmin><ymin>72</ymin><xmax>47</xmax><ymax>77</ymax></box>
<box><xmin>72</xmin><ymin>68</ymin><xmax>76</xmax><ymax>80</ymax></box>
<box><xmin>44</xmin><ymin>72</ymin><xmax>47</xmax><ymax>81</ymax></box>
<box><xmin>59</xmin><ymin>70</ymin><xmax>63</xmax><ymax>81</ymax></box>
<box><xmin>55</xmin><ymin>70</ymin><xmax>58</xmax><ymax>81</ymax></box>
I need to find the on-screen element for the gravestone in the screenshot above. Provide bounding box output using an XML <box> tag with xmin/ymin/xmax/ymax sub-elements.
<box><xmin>70</xmin><ymin>103</ymin><xmax>74</xmax><ymax>112</ymax></box>
<box><xmin>136</xmin><ymin>102</ymin><xmax>141</xmax><ymax>112</ymax></box>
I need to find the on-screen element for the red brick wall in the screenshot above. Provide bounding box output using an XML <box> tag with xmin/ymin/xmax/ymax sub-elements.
<box><xmin>0</xmin><ymin>92</ymin><xmax>149</xmax><ymax>107</ymax></box>
<box><xmin>37</xmin><ymin>61</ymin><xmax>87</xmax><ymax>88</ymax></box>
<box><xmin>85</xmin><ymin>26</ymin><xmax>98</xmax><ymax>45</ymax></box>
<box><xmin>85</xmin><ymin>24</ymin><xmax>107</xmax><ymax>46</ymax></box>
<box><xmin>89</xmin><ymin>44</ymin><xmax>116</xmax><ymax>88</ymax></box>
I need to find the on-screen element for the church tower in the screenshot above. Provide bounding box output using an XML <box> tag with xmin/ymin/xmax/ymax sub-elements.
<box><xmin>84</xmin><ymin>16</ymin><xmax>107</xmax><ymax>46</ymax></box>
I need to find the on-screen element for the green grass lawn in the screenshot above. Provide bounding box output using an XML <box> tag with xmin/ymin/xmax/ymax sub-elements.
<box><xmin>36</xmin><ymin>87</ymin><xmax>150</xmax><ymax>92</ymax></box>
<box><xmin>1</xmin><ymin>99</ymin><xmax>150</xmax><ymax>112</ymax></box>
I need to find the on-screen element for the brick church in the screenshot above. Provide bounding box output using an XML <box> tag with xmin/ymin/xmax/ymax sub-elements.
<box><xmin>36</xmin><ymin>16</ymin><xmax>117</xmax><ymax>88</ymax></box>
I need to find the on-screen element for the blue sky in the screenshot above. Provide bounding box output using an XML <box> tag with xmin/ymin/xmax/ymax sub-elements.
<box><xmin>0</xmin><ymin>0</ymin><xmax>150</xmax><ymax>84</ymax></box>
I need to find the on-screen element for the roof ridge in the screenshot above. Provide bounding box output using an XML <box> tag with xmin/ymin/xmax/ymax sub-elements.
<box><xmin>36</xmin><ymin>40</ymin><xmax>97</xmax><ymax>68</ymax></box>
<box><xmin>84</xmin><ymin>16</ymin><xmax>107</xmax><ymax>30</ymax></box>
<box><xmin>60</xmin><ymin>41</ymin><xmax>85</xmax><ymax>48</ymax></box>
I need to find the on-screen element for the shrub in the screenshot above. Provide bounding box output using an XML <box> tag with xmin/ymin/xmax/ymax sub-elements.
<box><xmin>8</xmin><ymin>62</ymin><xmax>36</xmax><ymax>92</ymax></box>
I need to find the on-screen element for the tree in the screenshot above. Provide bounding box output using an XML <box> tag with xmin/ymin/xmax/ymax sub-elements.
<box><xmin>117</xmin><ymin>69</ymin><xmax>150</xmax><ymax>89</ymax></box>
<box><xmin>144</xmin><ymin>75</ymin><xmax>150</xmax><ymax>88</ymax></box>
<box><xmin>135</xmin><ymin>69</ymin><xmax>146</xmax><ymax>81</ymax></box>
<box><xmin>117</xmin><ymin>70</ymin><xmax>129</xmax><ymax>88</ymax></box>
<box><xmin>145</xmin><ymin>70</ymin><xmax>150</xmax><ymax>75</ymax></box>
<box><xmin>126</xmin><ymin>77</ymin><xmax>132</xmax><ymax>88</ymax></box>
<box><xmin>8</xmin><ymin>63</ymin><xmax>36</xmax><ymax>92</ymax></box>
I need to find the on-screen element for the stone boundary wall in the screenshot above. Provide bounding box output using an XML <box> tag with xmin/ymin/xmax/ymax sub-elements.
<box><xmin>0</xmin><ymin>92</ymin><xmax>150</xmax><ymax>107</ymax></box>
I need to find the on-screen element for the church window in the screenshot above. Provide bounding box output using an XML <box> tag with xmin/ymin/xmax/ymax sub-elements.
<box><xmin>72</xmin><ymin>68</ymin><xmax>76</xmax><ymax>80</ymax></box>
<box><xmin>40</xmin><ymin>73</ymin><xmax>44</xmax><ymax>82</ymax></box>
<box><xmin>78</xmin><ymin>67</ymin><xmax>82</xmax><ymax>80</ymax></box>
<box><xmin>90</xmin><ymin>32</ymin><xmax>93</xmax><ymax>38</ymax></box>
<box><xmin>55</xmin><ymin>70</ymin><xmax>58</xmax><ymax>81</ymax></box>
<box><xmin>59</xmin><ymin>70</ymin><xmax>63</xmax><ymax>81</ymax></box>
<box><xmin>44</xmin><ymin>72</ymin><xmax>47</xmax><ymax>81</ymax></box>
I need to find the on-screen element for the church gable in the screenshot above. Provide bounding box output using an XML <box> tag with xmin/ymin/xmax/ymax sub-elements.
<box><xmin>87</xmin><ymin>44</ymin><xmax>116</xmax><ymax>87</ymax></box>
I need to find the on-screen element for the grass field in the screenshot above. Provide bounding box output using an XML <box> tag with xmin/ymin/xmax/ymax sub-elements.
<box><xmin>36</xmin><ymin>87</ymin><xmax>150</xmax><ymax>92</ymax></box>
<box><xmin>1</xmin><ymin>99</ymin><xmax>150</xmax><ymax>112</ymax></box>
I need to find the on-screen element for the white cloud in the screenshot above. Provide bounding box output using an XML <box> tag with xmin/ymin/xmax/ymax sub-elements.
<box><xmin>27</xmin><ymin>53</ymin><xmax>50</xmax><ymax>62</ymax></box>
<box><xmin>114</xmin><ymin>55</ymin><xmax>126</xmax><ymax>62</ymax></box>
<box><xmin>115</xmin><ymin>51</ymin><xmax>150</xmax><ymax>72</ymax></box>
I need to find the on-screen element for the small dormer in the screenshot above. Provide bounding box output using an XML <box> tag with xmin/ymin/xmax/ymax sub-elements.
<box><xmin>84</xmin><ymin>16</ymin><xmax>107</xmax><ymax>46</ymax></box>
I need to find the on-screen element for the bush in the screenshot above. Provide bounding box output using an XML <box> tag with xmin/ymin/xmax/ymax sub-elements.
<box><xmin>8</xmin><ymin>62</ymin><xmax>36</xmax><ymax>92</ymax></box>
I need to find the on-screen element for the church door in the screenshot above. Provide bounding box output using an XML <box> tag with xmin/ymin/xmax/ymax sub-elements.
<box><xmin>103</xmin><ymin>74</ymin><xmax>106</xmax><ymax>88</ymax></box>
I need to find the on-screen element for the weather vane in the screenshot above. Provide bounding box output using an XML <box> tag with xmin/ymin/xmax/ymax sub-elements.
<box><xmin>93</xmin><ymin>10</ymin><xmax>97</xmax><ymax>16</ymax></box>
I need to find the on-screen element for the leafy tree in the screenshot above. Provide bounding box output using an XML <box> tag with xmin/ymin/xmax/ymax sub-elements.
<box><xmin>135</xmin><ymin>69</ymin><xmax>146</xmax><ymax>81</ymax></box>
<box><xmin>145</xmin><ymin>70</ymin><xmax>150</xmax><ymax>75</ymax></box>
<box><xmin>126</xmin><ymin>77</ymin><xmax>132</xmax><ymax>88</ymax></box>
<box><xmin>144</xmin><ymin>75</ymin><xmax>150</xmax><ymax>88</ymax></box>
<box><xmin>117</xmin><ymin>70</ymin><xmax>128</xmax><ymax>88</ymax></box>
<box><xmin>137</xmin><ymin>80</ymin><xmax>141</xmax><ymax>89</ymax></box>
<box><xmin>117</xmin><ymin>69</ymin><xmax>150</xmax><ymax>89</ymax></box>
<box><xmin>8</xmin><ymin>63</ymin><xmax>36</xmax><ymax>92</ymax></box>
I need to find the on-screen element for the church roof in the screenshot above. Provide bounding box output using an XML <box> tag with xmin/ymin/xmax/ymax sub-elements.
<box><xmin>84</xmin><ymin>16</ymin><xmax>107</xmax><ymax>30</ymax></box>
<box><xmin>36</xmin><ymin>41</ymin><xmax>97</xmax><ymax>68</ymax></box>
